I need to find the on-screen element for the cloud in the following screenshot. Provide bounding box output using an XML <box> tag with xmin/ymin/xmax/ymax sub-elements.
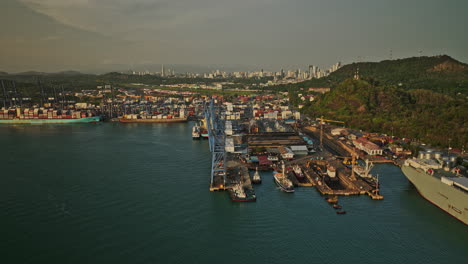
<box><xmin>8</xmin><ymin>0</ymin><xmax>468</xmax><ymax>72</ymax></box>
<box><xmin>18</xmin><ymin>0</ymin><xmax>266</xmax><ymax>37</ymax></box>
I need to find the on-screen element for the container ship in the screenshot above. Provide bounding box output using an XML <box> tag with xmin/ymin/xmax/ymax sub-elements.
<box><xmin>402</xmin><ymin>158</ymin><xmax>468</xmax><ymax>225</ymax></box>
<box><xmin>119</xmin><ymin>111</ymin><xmax>187</xmax><ymax>123</ymax></box>
<box><xmin>0</xmin><ymin>108</ymin><xmax>100</xmax><ymax>124</ymax></box>
<box><xmin>273</xmin><ymin>162</ymin><xmax>294</xmax><ymax>193</ymax></box>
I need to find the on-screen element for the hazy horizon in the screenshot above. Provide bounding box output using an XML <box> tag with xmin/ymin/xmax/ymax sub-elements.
<box><xmin>1</xmin><ymin>0</ymin><xmax>467</xmax><ymax>73</ymax></box>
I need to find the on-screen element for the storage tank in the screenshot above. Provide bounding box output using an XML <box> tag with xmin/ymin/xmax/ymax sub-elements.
<box><xmin>425</xmin><ymin>152</ymin><xmax>432</xmax><ymax>159</ymax></box>
<box><xmin>418</xmin><ymin>151</ymin><xmax>426</xmax><ymax>159</ymax></box>
<box><xmin>433</xmin><ymin>151</ymin><xmax>442</xmax><ymax>160</ymax></box>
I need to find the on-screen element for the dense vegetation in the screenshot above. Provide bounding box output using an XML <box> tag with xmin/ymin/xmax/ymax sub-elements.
<box><xmin>273</xmin><ymin>55</ymin><xmax>468</xmax><ymax>97</ymax></box>
<box><xmin>301</xmin><ymin>79</ymin><xmax>467</xmax><ymax>148</ymax></box>
<box><xmin>0</xmin><ymin>71</ymin><xmax>272</xmax><ymax>93</ymax></box>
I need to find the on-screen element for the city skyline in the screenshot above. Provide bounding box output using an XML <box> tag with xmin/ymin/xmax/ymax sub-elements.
<box><xmin>1</xmin><ymin>0</ymin><xmax>467</xmax><ymax>73</ymax></box>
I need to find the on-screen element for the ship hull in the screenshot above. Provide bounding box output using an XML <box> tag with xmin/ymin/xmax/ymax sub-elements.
<box><xmin>228</xmin><ymin>189</ymin><xmax>256</xmax><ymax>202</ymax></box>
<box><xmin>273</xmin><ymin>173</ymin><xmax>294</xmax><ymax>193</ymax></box>
<box><xmin>120</xmin><ymin>118</ymin><xmax>187</xmax><ymax>123</ymax></box>
<box><xmin>402</xmin><ymin>165</ymin><xmax>468</xmax><ymax>225</ymax></box>
<box><xmin>0</xmin><ymin>116</ymin><xmax>101</xmax><ymax>124</ymax></box>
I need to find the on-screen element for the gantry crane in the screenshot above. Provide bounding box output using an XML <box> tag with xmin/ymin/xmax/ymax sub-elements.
<box><xmin>316</xmin><ymin>116</ymin><xmax>345</xmax><ymax>148</ymax></box>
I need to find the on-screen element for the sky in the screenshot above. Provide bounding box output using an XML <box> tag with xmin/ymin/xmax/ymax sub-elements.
<box><xmin>1</xmin><ymin>0</ymin><xmax>467</xmax><ymax>73</ymax></box>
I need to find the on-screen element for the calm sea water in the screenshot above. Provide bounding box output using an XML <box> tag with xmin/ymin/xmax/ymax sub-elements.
<box><xmin>0</xmin><ymin>122</ymin><xmax>467</xmax><ymax>264</ymax></box>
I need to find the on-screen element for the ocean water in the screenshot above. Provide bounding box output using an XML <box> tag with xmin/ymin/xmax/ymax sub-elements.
<box><xmin>0</xmin><ymin>122</ymin><xmax>467</xmax><ymax>264</ymax></box>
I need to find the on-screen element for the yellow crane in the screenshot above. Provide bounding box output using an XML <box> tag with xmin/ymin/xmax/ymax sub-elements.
<box><xmin>316</xmin><ymin>116</ymin><xmax>345</xmax><ymax>148</ymax></box>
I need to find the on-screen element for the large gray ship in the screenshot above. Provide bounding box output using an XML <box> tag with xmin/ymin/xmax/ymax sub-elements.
<box><xmin>401</xmin><ymin>158</ymin><xmax>468</xmax><ymax>225</ymax></box>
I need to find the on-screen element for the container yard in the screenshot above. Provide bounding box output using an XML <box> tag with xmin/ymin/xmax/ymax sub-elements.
<box><xmin>203</xmin><ymin>98</ymin><xmax>384</xmax><ymax>208</ymax></box>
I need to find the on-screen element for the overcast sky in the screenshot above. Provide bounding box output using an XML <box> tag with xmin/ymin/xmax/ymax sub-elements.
<box><xmin>1</xmin><ymin>0</ymin><xmax>467</xmax><ymax>73</ymax></box>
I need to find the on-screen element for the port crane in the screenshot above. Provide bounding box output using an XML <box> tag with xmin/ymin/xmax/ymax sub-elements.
<box><xmin>316</xmin><ymin>116</ymin><xmax>345</xmax><ymax>149</ymax></box>
<box><xmin>205</xmin><ymin>99</ymin><xmax>227</xmax><ymax>191</ymax></box>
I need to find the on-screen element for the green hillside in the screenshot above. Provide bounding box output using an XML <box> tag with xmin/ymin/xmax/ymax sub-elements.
<box><xmin>275</xmin><ymin>55</ymin><xmax>468</xmax><ymax>96</ymax></box>
<box><xmin>301</xmin><ymin>79</ymin><xmax>468</xmax><ymax>148</ymax></box>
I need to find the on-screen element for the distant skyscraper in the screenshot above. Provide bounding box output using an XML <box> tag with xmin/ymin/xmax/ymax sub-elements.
<box><xmin>161</xmin><ymin>64</ymin><xmax>165</xmax><ymax>77</ymax></box>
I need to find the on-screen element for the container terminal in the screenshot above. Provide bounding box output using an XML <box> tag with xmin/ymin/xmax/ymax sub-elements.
<box><xmin>203</xmin><ymin>99</ymin><xmax>385</xmax><ymax>206</ymax></box>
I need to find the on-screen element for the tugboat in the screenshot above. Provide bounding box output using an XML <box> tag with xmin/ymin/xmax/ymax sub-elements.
<box><xmin>252</xmin><ymin>167</ymin><xmax>262</xmax><ymax>184</ymax></box>
<box><xmin>273</xmin><ymin>162</ymin><xmax>294</xmax><ymax>193</ymax></box>
<box><xmin>326</xmin><ymin>195</ymin><xmax>338</xmax><ymax>204</ymax></box>
<box><xmin>192</xmin><ymin>123</ymin><xmax>201</xmax><ymax>139</ymax></box>
<box><xmin>228</xmin><ymin>172</ymin><xmax>256</xmax><ymax>202</ymax></box>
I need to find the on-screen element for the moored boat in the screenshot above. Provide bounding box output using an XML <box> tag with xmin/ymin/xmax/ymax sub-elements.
<box><xmin>326</xmin><ymin>196</ymin><xmax>338</xmax><ymax>204</ymax></box>
<box><xmin>0</xmin><ymin>108</ymin><xmax>101</xmax><ymax>124</ymax></box>
<box><xmin>292</xmin><ymin>164</ymin><xmax>305</xmax><ymax>182</ymax></box>
<box><xmin>0</xmin><ymin>116</ymin><xmax>100</xmax><ymax>124</ymax></box>
<box><xmin>228</xmin><ymin>182</ymin><xmax>256</xmax><ymax>202</ymax></box>
<box><xmin>273</xmin><ymin>162</ymin><xmax>294</xmax><ymax>193</ymax></box>
<box><xmin>119</xmin><ymin>116</ymin><xmax>187</xmax><ymax>123</ymax></box>
<box><xmin>201</xmin><ymin>129</ymin><xmax>209</xmax><ymax>139</ymax></box>
<box><xmin>252</xmin><ymin>167</ymin><xmax>262</xmax><ymax>184</ymax></box>
<box><xmin>192</xmin><ymin>124</ymin><xmax>201</xmax><ymax>139</ymax></box>
<box><xmin>326</xmin><ymin>165</ymin><xmax>338</xmax><ymax>181</ymax></box>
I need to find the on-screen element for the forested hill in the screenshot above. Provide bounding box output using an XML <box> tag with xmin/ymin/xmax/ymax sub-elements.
<box><xmin>301</xmin><ymin>79</ymin><xmax>467</xmax><ymax>148</ymax></box>
<box><xmin>274</xmin><ymin>55</ymin><xmax>468</xmax><ymax>96</ymax></box>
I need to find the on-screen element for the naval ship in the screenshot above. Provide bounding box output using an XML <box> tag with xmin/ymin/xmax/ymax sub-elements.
<box><xmin>402</xmin><ymin>158</ymin><xmax>467</xmax><ymax>225</ymax></box>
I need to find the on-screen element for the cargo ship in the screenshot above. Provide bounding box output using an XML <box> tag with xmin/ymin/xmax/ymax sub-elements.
<box><xmin>353</xmin><ymin>160</ymin><xmax>374</xmax><ymax>179</ymax></box>
<box><xmin>326</xmin><ymin>165</ymin><xmax>338</xmax><ymax>181</ymax></box>
<box><xmin>119</xmin><ymin>114</ymin><xmax>187</xmax><ymax>123</ymax></box>
<box><xmin>402</xmin><ymin>158</ymin><xmax>468</xmax><ymax>225</ymax></box>
<box><xmin>273</xmin><ymin>162</ymin><xmax>294</xmax><ymax>193</ymax></box>
<box><xmin>0</xmin><ymin>108</ymin><xmax>100</xmax><ymax>124</ymax></box>
<box><xmin>292</xmin><ymin>164</ymin><xmax>305</xmax><ymax>182</ymax></box>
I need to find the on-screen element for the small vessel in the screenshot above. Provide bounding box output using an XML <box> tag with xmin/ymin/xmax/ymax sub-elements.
<box><xmin>252</xmin><ymin>167</ymin><xmax>262</xmax><ymax>184</ymax></box>
<box><xmin>326</xmin><ymin>196</ymin><xmax>338</xmax><ymax>204</ymax></box>
<box><xmin>336</xmin><ymin>210</ymin><xmax>347</xmax><ymax>215</ymax></box>
<box><xmin>292</xmin><ymin>164</ymin><xmax>305</xmax><ymax>181</ymax></box>
<box><xmin>192</xmin><ymin>124</ymin><xmax>201</xmax><ymax>139</ymax></box>
<box><xmin>201</xmin><ymin>129</ymin><xmax>209</xmax><ymax>139</ymax></box>
<box><xmin>273</xmin><ymin>162</ymin><xmax>294</xmax><ymax>193</ymax></box>
<box><xmin>228</xmin><ymin>172</ymin><xmax>256</xmax><ymax>202</ymax></box>
<box><xmin>333</xmin><ymin>204</ymin><xmax>342</xmax><ymax>209</ymax></box>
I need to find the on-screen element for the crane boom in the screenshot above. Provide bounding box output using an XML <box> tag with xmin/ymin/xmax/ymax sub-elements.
<box><xmin>317</xmin><ymin>116</ymin><xmax>345</xmax><ymax>148</ymax></box>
